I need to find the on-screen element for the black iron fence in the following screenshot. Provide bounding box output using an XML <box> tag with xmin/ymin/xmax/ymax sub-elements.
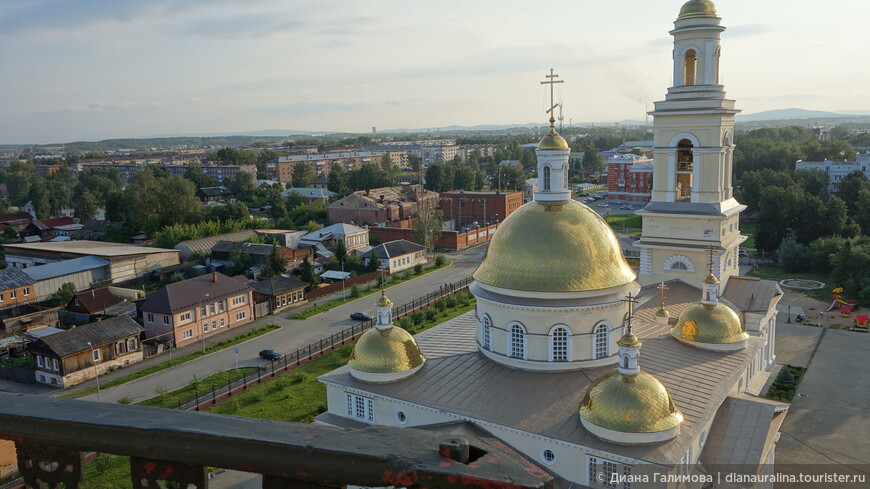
<box><xmin>176</xmin><ymin>276</ymin><xmax>474</xmax><ymax>411</ymax></box>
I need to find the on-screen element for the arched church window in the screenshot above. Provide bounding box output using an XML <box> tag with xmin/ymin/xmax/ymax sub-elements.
<box><xmin>684</xmin><ymin>49</ymin><xmax>698</xmax><ymax>85</ymax></box>
<box><xmin>550</xmin><ymin>326</ymin><xmax>570</xmax><ymax>362</ymax></box>
<box><xmin>675</xmin><ymin>139</ymin><xmax>694</xmax><ymax>201</ymax></box>
<box><xmin>705</xmin><ymin>290</ymin><xmax>711</xmax><ymax>301</ymax></box>
<box><xmin>509</xmin><ymin>324</ymin><xmax>526</xmax><ymax>359</ymax></box>
<box><xmin>672</xmin><ymin>262</ymin><xmax>688</xmax><ymax>271</ymax></box>
<box><xmin>543</xmin><ymin>166</ymin><xmax>551</xmax><ymax>191</ymax></box>
<box><xmin>623</xmin><ymin>356</ymin><xmax>629</xmax><ymax>369</ymax></box>
<box><xmin>482</xmin><ymin>315</ymin><xmax>492</xmax><ymax>351</ymax></box>
<box><xmin>593</xmin><ymin>323</ymin><xmax>609</xmax><ymax>359</ymax></box>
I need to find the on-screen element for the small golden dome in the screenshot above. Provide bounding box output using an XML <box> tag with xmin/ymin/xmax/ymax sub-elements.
<box><xmin>671</xmin><ymin>302</ymin><xmax>747</xmax><ymax>345</ymax></box>
<box><xmin>348</xmin><ymin>326</ymin><xmax>425</xmax><ymax>374</ymax></box>
<box><xmin>580</xmin><ymin>371</ymin><xmax>683</xmax><ymax>433</ymax></box>
<box><xmin>677</xmin><ymin>0</ymin><xmax>717</xmax><ymax>21</ymax></box>
<box><xmin>617</xmin><ymin>332</ymin><xmax>641</xmax><ymax>348</ymax></box>
<box><xmin>375</xmin><ymin>290</ymin><xmax>393</xmax><ymax>307</ymax></box>
<box><xmin>538</xmin><ymin>128</ymin><xmax>570</xmax><ymax>151</ymax></box>
<box><xmin>654</xmin><ymin>307</ymin><xmax>670</xmax><ymax>318</ymax></box>
<box><xmin>473</xmin><ymin>200</ymin><xmax>636</xmax><ymax>292</ymax></box>
<box><xmin>703</xmin><ymin>273</ymin><xmax>720</xmax><ymax>285</ymax></box>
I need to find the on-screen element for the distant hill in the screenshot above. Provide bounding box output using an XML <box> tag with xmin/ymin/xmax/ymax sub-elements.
<box><xmin>737</xmin><ymin>108</ymin><xmax>851</xmax><ymax>122</ymax></box>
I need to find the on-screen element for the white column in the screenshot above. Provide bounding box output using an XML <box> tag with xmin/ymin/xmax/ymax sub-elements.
<box><xmin>673</xmin><ymin>48</ymin><xmax>680</xmax><ymax>86</ymax></box>
<box><xmin>691</xmin><ymin>151</ymin><xmax>702</xmax><ymax>203</ymax></box>
<box><xmin>666</xmin><ymin>152</ymin><xmax>677</xmax><ymax>201</ymax></box>
<box><xmin>704</xmin><ymin>40</ymin><xmax>714</xmax><ymax>84</ymax></box>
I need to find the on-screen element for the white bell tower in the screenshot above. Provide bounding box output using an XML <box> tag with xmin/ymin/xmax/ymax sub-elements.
<box><xmin>637</xmin><ymin>0</ymin><xmax>746</xmax><ymax>290</ymax></box>
<box><xmin>535</xmin><ymin>69</ymin><xmax>572</xmax><ymax>202</ymax></box>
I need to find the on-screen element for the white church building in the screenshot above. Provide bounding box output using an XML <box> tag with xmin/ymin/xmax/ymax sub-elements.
<box><xmin>316</xmin><ymin>2</ymin><xmax>786</xmax><ymax>487</ymax></box>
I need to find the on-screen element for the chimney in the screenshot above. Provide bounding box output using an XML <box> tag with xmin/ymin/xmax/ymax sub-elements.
<box><xmin>365</xmin><ymin>189</ymin><xmax>370</xmax><ymax>196</ymax></box>
<box><xmin>213</xmin><ymin>272</ymin><xmax>218</xmax><ymax>282</ymax></box>
<box><xmin>379</xmin><ymin>195</ymin><xmax>385</xmax><ymax>204</ymax></box>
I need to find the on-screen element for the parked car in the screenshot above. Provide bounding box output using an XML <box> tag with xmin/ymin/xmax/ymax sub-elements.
<box><xmin>598</xmin><ymin>203</ymin><xmax>610</xmax><ymax>208</ymax></box>
<box><xmin>619</xmin><ymin>205</ymin><xmax>633</xmax><ymax>210</ymax></box>
<box><xmin>350</xmin><ymin>312</ymin><xmax>373</xmax><ymax>321</ymax></box>
<box><xmin>259</xmin><ymin>349</ymin><xmax>284</xmax><ymax>361</ymax></box>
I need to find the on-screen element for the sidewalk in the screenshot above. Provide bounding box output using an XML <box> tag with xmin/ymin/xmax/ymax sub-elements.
<box><xmin>54</xmin><ymin>262</ymin><xmax>456</xmax><ymax>398</ymax></box>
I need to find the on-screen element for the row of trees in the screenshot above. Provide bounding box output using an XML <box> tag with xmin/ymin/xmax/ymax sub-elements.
<box><xmin>734</xmin><ymin>126</ymin><xmax>855</xmax><ymax>176</ymax></box>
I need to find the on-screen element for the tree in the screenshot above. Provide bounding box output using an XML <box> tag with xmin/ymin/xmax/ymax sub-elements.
<box><xmin>327</xmin><ymin>163</ymin><xmax>348</xmax><ymax>195</ymax></box>
<box><xmin>73</xmin><ymin>191</ymin><xmax>98</xmax><ymax>222</ymax></box>
<box><xmin>270</xmin><ymin>200</ymin><xmax>288</xmax><ymax>220</ymax></box>
<box><xmin>414</xmin><ymin>207</ymin><xmax>443</xmax><ymax>252</ymax></box>
<box><xmin>836</xmin><ymin>171</ymin><xmax>869</xmax><ymax>214</ymax></box>
<box><xmin>225</xmin><ymin>171</ymin><xmax>257</xmax><ymax>203</ymax></box>
<box><xmin>333</xmin><ymin>239</ymin><xmax>347</xmax><ymax>265</ymax></box>
<box><xmin>776</xmin><ymin>232</ymin><xmax>805</xmax><ymax>272</ymax></box>
<box><xmin>581</xmin><ymin>148</ymin><xmax>605</xmax><ymax>174</ymax></box>
<box><xmin>47</xmin><ymin>282</ymin><xmax>77</xmax><ymax>307</ymax></box>
<box><xmin>184</xmin><ymin>165</ymin><xmax>216</xmax><ymax>188</ymax></box>
<box><xmin>227</xmin><ymin>252</ymin><xmax>253</xmax><ymax>277</ymax></box>
<box><xmin>265</xmin><ymin>247</ymin><xmax>289</xmax><ymax>277</ymax></box>
<box><xmin>490</xmin><ymin>165</ymin><xmax>525</xmax><ymax>192</ymax></box>
<box><xmin>407</xmin><ymin>155</ymin><xmax>423</xmax><ymax>173</ymax></box>
<box><xmin>291</xmin><ymin>162</ymin><xmax>315</xmax><ymax>188</ymax></box>
<box><xmin>380</xmin><ymin>153</ymin><xmax>399</xmax><ymax>185</ymax></box>
<box><xmin>299</xmin><ymin>255</ymin><xmax>317</xmax><ymax>290</ymax></box>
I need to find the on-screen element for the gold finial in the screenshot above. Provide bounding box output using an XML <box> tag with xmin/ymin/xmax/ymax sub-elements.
<box><xmin>540</xmin><ymin>68</ymin><xmax>564</xmax><ymax>134</ymax></box>
<box><xmin>707</xmin><ymin>245</ymin><xmax>716</xmax><ymax>275</ymax></box>
<box><xmin>378</xmin><ymin>266</ymin><xmax>387</xmax><ymax>289</ymax></box>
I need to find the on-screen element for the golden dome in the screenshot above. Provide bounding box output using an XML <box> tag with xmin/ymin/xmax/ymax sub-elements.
<box><xmin>375</xmin><ymin>290</ymin><xmax>393</xmax><ymax>307</ymax></box>
<box><xmin>677</xmin><ymin>0</ymin><xmax>717</xmax><ymax>20</ymax></box>
<box><xmin>671</xmin><ymin>302</ymin><xmax>748</xmax><ymax>345</ymax></box>
<box><xmin>538</xmin><ymin>128</ymin><xmax>570</xmax><ymax>151</ymax></box>
<box><xmin>473</xmin><ymin>200</ymin><xmax>636</xmax><ymax>292</ymax></box>
<box><xmin>580</xmin><ymin>371</ymin><xmax>683</xmax><ymax>433</ymax></box>
<box><xmin>703</xmin><ymin>273</ymin><xmax>720</xmax><ymax>285</ymax></box>
<box><xmin>654</xmin><ymin>307</ymin><xmax>670</xmax><ymax>318</ymax></box>
<box><xmin>617</xmin><ymin>332</ymin><xmax>641</xmax><ymax>348</ymax></box>
<box><xmin>348</xmin><ymin>326</ymin><xmax>425</xmax><ymax>374</ymax></box>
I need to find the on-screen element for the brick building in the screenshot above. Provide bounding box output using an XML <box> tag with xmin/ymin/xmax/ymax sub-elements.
<box><xmin>607</xmin><ymin>154</ymin><xmax>653</xmax><ymax>204</ymax></box>
<box><xmin>438</xmin><ymin>191</ymin><xmax>524</xmax><ymax>230</ymax></box>
<box><xmin>327</xmin><ymin>186</ymin><xmax>439</xmax><ymax>226</ymax></box>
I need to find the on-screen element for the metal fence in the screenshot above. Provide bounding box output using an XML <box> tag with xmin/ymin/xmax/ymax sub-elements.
<box><xmin>176</xmin><ymin>276</ymin><xmax>474</xmax><ymax>411</ymax></box>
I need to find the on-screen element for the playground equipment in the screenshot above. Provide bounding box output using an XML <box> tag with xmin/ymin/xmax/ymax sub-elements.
<box><xmin>825</xmin><ymin>288</ymin><xmax>858</xmax><ymax>316</ymax></box>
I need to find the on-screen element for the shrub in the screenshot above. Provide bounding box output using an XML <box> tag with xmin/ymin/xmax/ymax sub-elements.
<box><xmin>434</xmin><ymin>254</ymin><xmax>446</xmax><ymax>267</ymax></box>
<box><xmin>349</xmin><ymin>284</ymin><xmax>361</xmax><ymax>298</ymax></box>
<box><xmin>414</xmin><ymin>264</ymin><xmax>424</xmax><ymax>275</ymax></box>
<box><xmin>410</xmin><ymin>311</ymin><xmax>426</xmax><ymax>325</ymax></box>
<box><xmin>424</xmin><ymin>308</ymin><xmax>438</xmax><ymax>321</ymax></box>
<box><xmin>117</xmin><ymin>396</ymin><xmax>133</xmax><ymax>404</ymax></box>
<box><xmin>433</xmin><ymin>298</ymin><xmax>447</xmax><ymax>311</ymax></box>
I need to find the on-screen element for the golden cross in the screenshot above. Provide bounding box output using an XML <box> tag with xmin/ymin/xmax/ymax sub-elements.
<box><xmin>540</xmin><ymin>68</ymin><xmax>564</xmax><ymax>124</ymax></box>
<box><xmin>622</xmin><ymin>292</ymin><xmax>639</xmax><ymax>332</ymax></box>
<box><xmin>378</xmin><ymin>267</ymin><xmax>386</xmax><ymax>289</ymax></box>
<box><xmin>707</xmin><ymin>245</ymin><xmax>716</xmax><ymax>275</ymax></box>
<box><xmin>657</xmin><ymin>282</ymin><xmax>669</xmax><ymax>306</ymax></box>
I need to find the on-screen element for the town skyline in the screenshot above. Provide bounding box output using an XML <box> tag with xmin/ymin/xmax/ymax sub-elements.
<box><xmin>3</xmin><ymin>0</ymin><xmax>869</xmax><ymax>144</ymax></box>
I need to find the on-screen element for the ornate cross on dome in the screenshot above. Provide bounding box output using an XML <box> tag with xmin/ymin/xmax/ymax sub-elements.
<box><xmin>540</xmin><ymin>68</ymin><xmax>563</xmax><ymax>128</ymax></box>
<box><xmin>622</xmin><ymin>292</ymin><xmax>639</xmax><ymax>334</ymax></box>
<box><xmin>657</xmin><ymin>282</ymin><xmax>669</xmax><ymax>309</ymax></box>
<box><xmin>707</xmin><ymin>245</ymin><xmax>716</xmax><ymax>275</ymax></box>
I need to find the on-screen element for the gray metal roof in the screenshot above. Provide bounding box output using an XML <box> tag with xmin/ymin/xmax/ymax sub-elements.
<box><xmin>362</xmin><ymin>240</ymin><xmax>427</xmax><ymax>259</ymax></box>
<box><xmin>30</xmin><ymin>316</ymin><xmax>143</xmax><ymax>357</ymax></box>
<box><xmin>722</xmin><ymin>277</ymin><xmax>783</xmax><ymax>314</ymax></box>
<box><xmin>21</xmin><ymin>256</ymin><xmax>110</xmax><ymax>281</ymax></box>
<box><xmin>174</xmin><ymin>230</ymin><xmax>259</xmax><ymax>257</ymax></box>
<box><xmin>251</xmin><ymin>276</ymin><xmax>308</xmax><ymax>296</ymax></box>
<box><xmin>283</xmin><ymin>188</ymin><xmax>337</xmax><ymax>199</ymax></box>
<box><xmin>700</xmin><ymin>395</ymin><xmax>787</xmax><ymax>470</ymax></box>
<box><xmin>319</xmin><ymin>281</ymin><xmax>765</xmax><ymax>467</ymax></box>
<box><xmin>212</xmin><ymin>241</ymin><xmax>277</xmax><ymax>257</ymax></box>
<box><xmin>0</xmin><ymin>267</ymin><xmax>37</xmax><ymax>289</ymax></box>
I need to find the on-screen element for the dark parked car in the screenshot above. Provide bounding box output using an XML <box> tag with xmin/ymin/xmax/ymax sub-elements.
<box><xmin>350</xmin><ymin>312</ymin><xmax>373</xmax><ymax>321</ymax></box>
<box><xmin>259</xmin><ymin>349</ymin><xmax>284</xmax><ymax>361</ymax></box>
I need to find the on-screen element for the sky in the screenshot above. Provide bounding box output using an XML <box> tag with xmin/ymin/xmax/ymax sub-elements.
<box><xmin>1</xmin><ymin>0</ymin><xmax>869</xmax><ymax>144</ymax></box>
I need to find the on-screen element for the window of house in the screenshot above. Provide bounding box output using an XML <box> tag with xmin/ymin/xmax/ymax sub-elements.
<box><xmin>127</xmin><ymin>337</ymin><xmax>138</xmax><ymax>351</ymax></box>
<box><xmin>146</xmin><ymin>313</ymin><xmax>154</xmax><ymax>323</ymax></box>
<box><xmin>203</xmin><ymin>324</ymin><xmax>209</xmax><ymax>332</ymax></box>
<box><xmin>200</xmin><ymin>306</ymin><xmax>207</xmax><ymax>317</ymax></box>
<box><xmin>509</xmin><ymin>324</ymin><xmax>525</xmax><ymax>359</ymax></box>
<box><xmin>0</xmin><ymin>293</ymin><xmax>4</xmax><ymax>302</ymax></box>
<box><xmin>220</xmin><ymin>318</ymin><xmax>226</xmax><ymax>327</ymax></box>
<box><xmin>36</xmin><ymin>356</ymin><xmax>43</xmax><ymax>368</ymax></box>
<box><xmin>481</xmin><ymin>315</ymin><xmax>492</xmax><ymax>350</ymax></box>
<box><xmin>10</xmin><ymin>291</ymin><xmax>16</xmax><ymax>299</ymax></box>
<box><xmin>236</xmin><ymin>311</ymin><xmax>247</xmax><ymax>321</ymax></box>
<box><xmin>162</xmin><ymin>316</ymin><xmax>170</xmax><ymax>325</ymax></box>
<box><xmin>551</xmin><ymin>326</ymin><xmax>570</xmax><ymax>362</ymax></box>
<box><xmin>23</xmin><ymin>288</ymin><xmax>30</xmax><ymax>296</ymax></box>
<box><xmin>345</xmin><ymin>393</ymin><xmax>375</xmax><ymax>423</ymax></box>
<box><xmin>594</xmin><ymin>324</ymin><xmax>609</xmax><ymax>359</ymax></box>
<box><xmin>218</xmin><ymin>301</ymin><xmax>225</xmax><ymax>312</ymax></box>
<box><xmin>92</xmin><ymin>349</ymin><xmax>101</xmax><ymax>362</ymax></box>
<box><xmin>183</xmin><ymin>329</ymin><xmax>193</xmax><ymax>339</ymax></box>
<box><xmin>180</xmin><ymin>312</ymin><xmax>191</xmax><ymax>322</ymax></box>
<box><xmin>209</xmin><ymin>304</ymin><xmax>216</xmax><ymax>315</ymax></box>
<box><xmin>52</xmin><ymin>358</ymin><xmax>58</xmax><ymax>372</ymax></box>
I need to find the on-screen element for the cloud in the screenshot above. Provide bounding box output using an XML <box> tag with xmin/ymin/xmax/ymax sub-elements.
<box><xmin>726</xmin><ymin>23</ymin><xmax>768</xmax><ymax>38</ymax></box>
<box><xmin>249</xmin><ymin>101</ymin><xmax>367</xmax><ymax>116</ymax></box>
<box><xmin>38</xmin><ymin>101</ymin><xmax>164</xmax><ymax>115</ymax></box>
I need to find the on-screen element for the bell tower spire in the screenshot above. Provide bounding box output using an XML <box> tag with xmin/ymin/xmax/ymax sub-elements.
<box><xmin>636</xmin><ymin>0</ymin><xmax>747</xmax><ymax>291</ymax></box>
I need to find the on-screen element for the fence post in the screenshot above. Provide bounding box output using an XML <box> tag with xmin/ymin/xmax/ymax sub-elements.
<box><xmin>212</xmin><ymin>387</ymin><xmax>216</xmax><ymax>404</ymax></box>
<box><xmin>193</xmin><ymin>388</ymin><xmax>199</xmax><ymax>411</ymax></box>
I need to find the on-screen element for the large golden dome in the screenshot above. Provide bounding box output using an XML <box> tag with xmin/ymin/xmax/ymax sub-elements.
<box><xmin>580</xmin><ymin>371</ymin><xmax>683</xmax><ymax>433</ymax></box>
<box><xmin>473</xmin><ymin>200</ymin><xmax>635</xmax><ymax>292</ymax></box>
<box><xmin>677</xmin><ymin>0</ymin><xmax>717</xmax><ymax>21</ymax></box>
<box><xmin>348</xmin><ymin>326</ymin><xmax>425</xmax><ymax>374</ymax></box>
<box><xmin>671</xmin><ymin>302</ymin><xmax>747</xmax><ymax>345</ymax></box>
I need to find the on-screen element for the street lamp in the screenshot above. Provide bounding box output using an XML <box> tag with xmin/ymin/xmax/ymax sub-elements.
<box><xmin>787</xmin><ymin>306</ymin><xmax>792</xmax><ymax>323</ymax></box>
<box><xmin>86</xmin><ymin>341</ymin><xmax>101</xmax><ymax>402</ymax></box>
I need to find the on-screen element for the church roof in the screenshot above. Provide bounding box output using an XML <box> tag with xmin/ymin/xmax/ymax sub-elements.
<box><xmin>318</xmin><ymin>281</ymin><xmax>765</xmax><ymax>467</ymax></box>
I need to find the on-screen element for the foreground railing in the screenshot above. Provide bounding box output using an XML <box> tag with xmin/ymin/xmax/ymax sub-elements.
<box><xmin>0</xmin><ymin>392</ymin><xmax>552</xmax><ymax>489</ymax></box>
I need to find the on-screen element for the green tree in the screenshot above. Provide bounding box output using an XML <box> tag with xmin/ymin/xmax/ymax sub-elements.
<box><xmin>47</xmin><ymin>282</ymin><xmax>77</xmax><ymax>307</ymax></box>
<box><xmin>327</xmin><ymin>163</ymin><xmax>348</xmax><ymax>195</ymax></box>
<box><xmin>776</xmin><ymin>232</ymin><xmax>805</xmax><ymax>272</ymax></box>
<box><xmin>265</xmin><ymin>247</ymin><xmax>289</xmax><ymax>277</ymax></box>
<box><xmin>225</xmin><ymin>171</ymin><xmax>257</xmax><ymax>203</ymax></box>
<box><xmin>73</xmin><ymin>191</ymin><xmax>98</xmax><ymax>222</ymax></box>
<box><xmin>380</xmin><ymin>154</ymin><xmax>399</xmax><ymax>185</ymax></box>
<box><xmin>333</xmin><ymin>239</ymin><xmax>347</xmax><ymax>265</ymax></box>
<box><xmin>291</xmin><ymin>162</ymin><xmax>315</xmax><ymax>188</ymax></box>
<box><xmin>184</xmin><ymin>165</ymin><xmax>217</xmax><ymax>188</ymax></box>
<box><xmin>835</xmin><ymin>171</ymin><xmax>869</xmax><ymax>214</ymax></box>
<box><xmin>414</xmin><ymin>207</ymin><xmax>443</xmax><ymax>252</ymax></box>
<box><xmin>299</xmin><ymin>255</ymin><xmax>317</xmax><ymax>290</ymax></box>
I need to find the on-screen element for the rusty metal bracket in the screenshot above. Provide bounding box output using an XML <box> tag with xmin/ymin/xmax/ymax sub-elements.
<box><xmin>131</xmin><ymin>458</ymin><xmax>208</xmax><ymax>489</ymax></box>
<box><xmin>16</xmin><ymin>441</ymin><xmax>84</xmax><ymax>489</ymax></box>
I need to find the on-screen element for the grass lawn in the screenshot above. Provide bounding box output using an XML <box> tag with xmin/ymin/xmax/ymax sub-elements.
<box><xmin>83</xmin><ymin>454</ymin><xmax>130</xmax><ymax>489</ymax></box>
<box><xmin>740</xmin><ymin>222</ymin><xmax>757</xmax><ymax>249</ymax></box>
<box><xmin>605</xmin><ymin>214</ymin><xmax>642</xmax><ymax>230</ymax></box>
<box><xmin>138</xmin><ymin>367</ymin><xmax>258</xmax><ymax>409</ymax></box>
<box><xmin>61</xmin><ymin>324</ymin><xmax>281</xmax><ymax>399</ymax></box>
<box><xmin>292</xmin><ymin>260</ymin><xmax>451</xmax><ymax>319</ymax></box>
<box><xmin>765</xmin><ymin>364</ymin><xmax>806</xmax><ymax>402</ymax></box>
<box><xmin>747</xmin><ymin>265</ymin><xmax>831</xmax><ymax>302</ymax></box>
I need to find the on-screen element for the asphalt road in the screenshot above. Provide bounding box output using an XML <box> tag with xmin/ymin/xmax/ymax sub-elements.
<box><xmin>77</xmin><ymin>245</ymin><xmax>488</xmax><ymax>403</ymax></box>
